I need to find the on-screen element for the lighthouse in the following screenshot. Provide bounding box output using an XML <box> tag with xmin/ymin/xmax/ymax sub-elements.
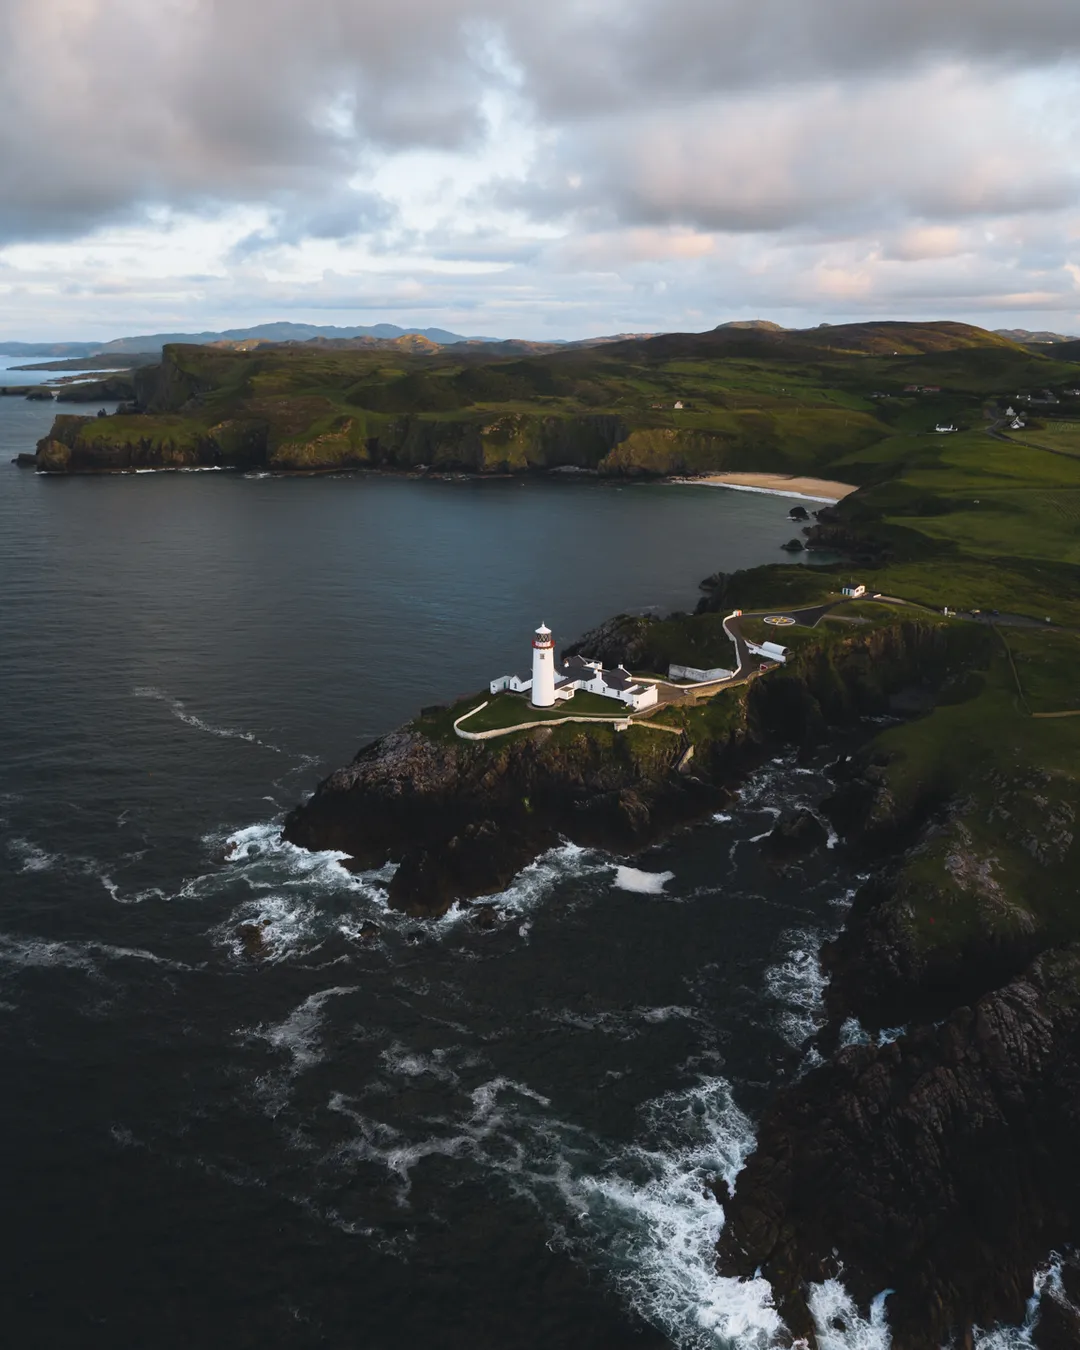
<box><xmin>530</xmin><ymin>623</ymin><xmax>557</xmax><ymax>707</ymax></box>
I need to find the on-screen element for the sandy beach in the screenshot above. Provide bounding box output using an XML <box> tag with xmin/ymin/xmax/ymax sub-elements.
<box><xmin>672</xmin><ymin>471</ymin><xmax>859</xmax><ymax>503</ymax></box>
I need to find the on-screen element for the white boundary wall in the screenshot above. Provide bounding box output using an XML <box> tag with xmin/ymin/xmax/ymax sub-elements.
<box><xmin>453</xmin><ymin>701</ymin><xmax>682</xmax><ymax>741</ymax></box>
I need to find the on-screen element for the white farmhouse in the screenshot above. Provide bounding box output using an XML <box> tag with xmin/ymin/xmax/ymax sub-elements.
<box><xmin>934</xmin><ymin>423</ymin><xmax>957</xmax><ymax>433</ymax></box>
<box><xmin>490</xmin><ymin>624</ymin><xmax>659</xmax><ymax>712</ymax></box>
<box><xmin>842</xmin><ymin>583</ymin><xmax>867</xmax><ymax>597</ymax></box>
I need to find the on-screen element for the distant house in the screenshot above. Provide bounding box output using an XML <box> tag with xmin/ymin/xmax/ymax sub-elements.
<box><xmin>1005</xmin><ymin>406</ymin><xmax>1016</xmax><ymax>417</ymax></box>
<box><xmin>935</xmin><ymin>423</ymin><xmax>957</xmax><ymax>433</ymax></box>
<box><xmin>922</xmin><ymin>385</ymin><xmax>941</xmax><ymax>394</ymax></box>
<box><xmin>1010</xmin><ymin>418</ymin><xmax>1025</xmax><ymax>430</ymax></box>
<box><xmin>673</xmin><ymin>400</ymin><xmax>684</xmax><ymax>410</ymax></box>
<box><xmin>842</xmin><ymin>584</ymin><xmax>867</xmax><ymax>598</ymax></box>
<box><xmin>1064</xmin><ymin>388</ymin><xmax>1080</xmax><ymax>397</ymax></box>
<box><xmin>903</xmin><ymin>384</ymin><xmax>920</xmax><ymax>393</ymax></box>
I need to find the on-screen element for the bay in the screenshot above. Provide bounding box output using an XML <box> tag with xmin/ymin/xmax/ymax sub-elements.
<box><xmin>0</xmin><ymin>395</ymin><xmax>861</xmax><ymax>1350</ymax></box>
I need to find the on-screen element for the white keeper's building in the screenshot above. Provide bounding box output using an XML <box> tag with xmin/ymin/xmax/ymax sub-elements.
<box><xmin>491</xmin><ymin>623</ymin><xmax>659</xmax><ymax>712</ymax></box>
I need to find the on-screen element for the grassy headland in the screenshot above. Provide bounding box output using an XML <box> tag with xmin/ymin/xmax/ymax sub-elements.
<box><xmin>31</xmin><ymin>318</ymin><xmax>1080</xmax><ymax>995</ymax></box>
<box><xmin>29</xmin><ymin>318</ymin><xmax>1080</xmax><ymax>478</ymax></box>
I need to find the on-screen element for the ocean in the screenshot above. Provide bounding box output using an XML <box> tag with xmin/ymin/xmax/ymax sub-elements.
<box><xmin>0</xmin><ymin>388</ymin><xmax>1032</xmax><ymax>1348</ymax></box>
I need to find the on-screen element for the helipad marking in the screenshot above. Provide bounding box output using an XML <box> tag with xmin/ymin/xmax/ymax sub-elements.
<box><xmin>764</xmin><ymin>614</ymin><xmax>796</xmax><ymax>626</ymax></box>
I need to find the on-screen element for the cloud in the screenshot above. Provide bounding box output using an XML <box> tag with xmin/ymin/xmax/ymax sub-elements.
<box><xmin>507</xmin><ymin>66</ymin><xmax>1080</xmax><ymax>234</ymax></box>
<box><xmin>507</xmin><ymin>0</ymin><xmax>1080</xmax><ymax>118</ymax></box>
<box><xmin>1</xmin><ymin>0</ymin><xmax>1080</xmax><ymax>336</ymax></box>
<box><xmin>0</xmin><ymin>0</ymin><xmax>500</xmax><ymax>242</ymax></box>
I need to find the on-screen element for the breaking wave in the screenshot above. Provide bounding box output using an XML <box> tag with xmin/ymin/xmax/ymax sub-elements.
<box><xmin>973</xmin><ymin>1252</ymin><xmax>1077</xmax><ymax>1349</ymax></box>
<box><xmin>6</xmin><ymin>836</ymin><xmax>58</xmax><ymax>873</ymax></box>
<box><xmin>764</xmin><ymin>926</ymin><xmax>831</xmax><ymax>1048</ymax></box>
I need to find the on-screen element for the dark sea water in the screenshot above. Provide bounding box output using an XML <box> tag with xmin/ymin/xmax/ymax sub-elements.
<box><xmin>0</xmin><ymin>393</ymin><xmax>913</xmax><ymax>1349</ymax></box>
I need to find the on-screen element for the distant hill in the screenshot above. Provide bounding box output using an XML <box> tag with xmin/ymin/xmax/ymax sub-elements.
<box><xmin>602</xmin><ymin>319</ymin><xmax>1023</xmax><ymax>363</ymax></box>
<box><xmin>4</xmin><ymin>318</ymin><xmax>1045</xmax><ymax>365</ymax></box>
<box><xmin>995</xmin><ymin>328</ymin><xmax>1080</xmax><ymax>345</ymax></box>
<box><xmin>1044</xmin><ymin>338</ymin><xmax>1080</xmax><ymax>362</ymax></box>
<box><xmin>0</xmin><ymin>322</ymin><xmax>485</xmax><ymax>360</ymax></box>
<box><xmin>96</xmin><ymin>322</ymin><xmax>482</xmax><ymax>354</ymax></box>
<box><xmin>0</xmin><ymin>341</ymin><xmax>103</xmax><ymax>358</ymax></box>
<box><xmin>714</xmin><ymin>320</ymin><xmax>787</xmax><ymax>332</ymax></box>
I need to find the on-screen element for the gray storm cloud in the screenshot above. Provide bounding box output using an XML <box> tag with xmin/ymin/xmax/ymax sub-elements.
<box><xmin>1</xmin><ymin>0</ymin><xmax>1079</xmax><ymax>244</ymax></box>
<box><xmin>2</xmin><ymin>0</ymin><xmax>1080</xmax><ymax>343</ymax></box>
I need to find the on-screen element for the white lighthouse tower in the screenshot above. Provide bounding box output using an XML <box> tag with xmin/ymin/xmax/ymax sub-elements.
<box><xmin>530</xmin><ymin>623</ymin><xmax>557</xmax><ymax>707</ymax></box>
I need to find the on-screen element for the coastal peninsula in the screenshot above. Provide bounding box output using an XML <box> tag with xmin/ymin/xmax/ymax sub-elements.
<box><xmin>280</xmin><ymin>331</ymin><xmax>1080</xmax><ymax>1345</ymax></box>
<box><xmin>22</xmin><ymin>318</ymin><xmax>1068</xmax><ymax>480</ymax></box>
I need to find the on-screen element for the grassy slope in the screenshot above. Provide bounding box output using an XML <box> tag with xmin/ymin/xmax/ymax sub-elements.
<box><xmin>735</xmin><ymin>439</ymin><xmax>1080</xmax><ymax>969</ymax></box>
<box><xmin>64</xmin><ymin>321</ymin><xmax>1080</xmax><ymax>477</ymax></box>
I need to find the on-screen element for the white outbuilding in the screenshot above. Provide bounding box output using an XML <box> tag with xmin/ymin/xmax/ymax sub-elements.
<box><xmin>490</xmin><ymin>624</ymin><xmax>658</xmax><ymax>713</ymax></box>
<box><xmin>745</xmin><ymin>639</ymin><xmax>789</xmax><ymax>664</ymax></box>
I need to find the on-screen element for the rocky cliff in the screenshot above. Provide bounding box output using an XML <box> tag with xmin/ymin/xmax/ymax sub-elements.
<box><xmin>284</xmin><ymin>618</ymin><xmax>980</xmax><ymax>918</ymax></box>
<box><xmin>718</xmin><ymin>946</ymin><xmax>1080</xmax><ymax>1349</ymax></box>
<box><xmin>716</xmin><ymin>623</ymin><xmax>1080</xmax><ymax>1347</ymax></box>
<box><xmin>26</xmin><ymin>338</ymin><xmax>886</xmax><ymax>476</ymax></box>
<box><xmin>283</xmin><ymin>718</ymin><xmax>715</xmax><ymax>916</ymax></box>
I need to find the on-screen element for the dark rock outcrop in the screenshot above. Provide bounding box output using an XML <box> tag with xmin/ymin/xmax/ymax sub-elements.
<box><xmin>283</xmin><ymin>722</ymin><xmax>716</xmax><ymax>916</ymax></box>
<box><xmin>54</xmin><ymin>375</ymin><xmax>135</xmax><ymax>402</ymax></box>
<box><xmin>718</xmin><ymin>946</ymin><xmax>1080</xmax><ymax>1349</ymax></box>
<box><xmin>759</xmin><ymin>809</ymin><xmax>828</xmax><ymax>862</ymax></box>
<box><xmin>284</xmin><ymin>620</ymin><xmax>987</xmax><ymax>917</ymax></box>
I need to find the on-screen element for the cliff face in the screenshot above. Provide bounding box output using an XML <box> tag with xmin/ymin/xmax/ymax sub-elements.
<box><xmin>27</xmin><ymin>340</ymin><xmax>884</xmax><ymax>476</ymax></box>
<box><xmin>714</xmin><ymin>616</ymin><xmax>1080</xmax><ymax>1346</ymax></box>
<box><xmin>718</xmin><ymin>947</ymin><xmax>1080</xmax><ymax>1349</ymax></box>
<box><xmin>283</xmin><ymin>620</ymin><xmax>979</xmax><ymax>917</ymax></box>
<box><xmin>283</xmin><ymin>720</ymin><xmax>713</xmax><ymax>916</ymax></box>
<box><xmin>35</xmin><ymin>412</ymin><xmax>266</xmax><ymax>472</ymax></box>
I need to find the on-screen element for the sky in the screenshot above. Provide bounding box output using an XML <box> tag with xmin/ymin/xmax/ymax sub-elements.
<box><xmin>2</xmin><ymin>0</ymin><xmax>1080</xmax><ymax>342</ymax></box>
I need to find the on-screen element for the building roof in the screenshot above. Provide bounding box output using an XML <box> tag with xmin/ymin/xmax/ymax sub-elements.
<box><xmin>560</xmin><ymin>654</ymin><xmax>595</xmax><ymax>679</ymax></box>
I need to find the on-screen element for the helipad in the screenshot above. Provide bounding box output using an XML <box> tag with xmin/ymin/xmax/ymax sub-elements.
<box><xmin>763</xmin><ymin>614</ymin><xmax>796</xmax><ymax>626</ymax></box>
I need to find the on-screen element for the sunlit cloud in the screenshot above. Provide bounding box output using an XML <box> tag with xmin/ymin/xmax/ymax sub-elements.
<box><xmin>2</xmin><ymin>0</ymin><xmax>1080</xmax><ymax>338</ymax></box>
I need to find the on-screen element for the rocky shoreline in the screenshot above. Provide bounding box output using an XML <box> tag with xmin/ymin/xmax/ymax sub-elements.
<box><xmin>717</xmin><ymin>943</ymin><xmax>1080</xmax><ymax>1347</ymax></box>
<box><xmin>717</xmin><ymin>725</ymin><xmax>1080</xmax><ymax>1346</ymax></box>
<box><xmin>282</xmin><ymin>591</ymin><xmax>1080</xmax><ymax>1345</ymax></box>
<box><xmin>283</xmin><ymin>616</ymin><xmax>970</xmax><ymax>918</ymax></box>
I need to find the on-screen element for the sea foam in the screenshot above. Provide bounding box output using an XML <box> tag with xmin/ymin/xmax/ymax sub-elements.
<box><xmin>614</xmin><ymin>866</ymin><xmax>675</xmax><ymax>894</ymax></box>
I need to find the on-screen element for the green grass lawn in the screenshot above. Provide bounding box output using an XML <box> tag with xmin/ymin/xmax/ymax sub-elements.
<box><xmin>459</xmin><ymin>690</ymin><xmax>629</xmax><ymax>733</ymax></box>
<box><xmin>1008</xmin><ymin>421</ymin><xmax>1080</xmax><ymax>459</ymax></box>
